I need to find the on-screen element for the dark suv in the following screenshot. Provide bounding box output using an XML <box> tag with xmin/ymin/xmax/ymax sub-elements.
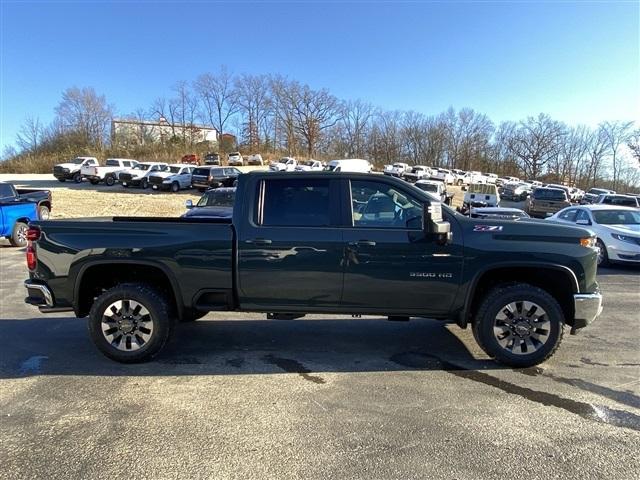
<box><xmin>191</xmin><ymin>166</ymin><xmax>242</xmax><ymax>191</ymax></box>
<box><xmin>204</xmin><ymin>153</ymin><xmax>221</xmax><ymax>165</ymax></box>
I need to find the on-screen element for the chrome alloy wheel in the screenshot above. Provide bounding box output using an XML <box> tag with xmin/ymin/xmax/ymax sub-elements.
<box><xmin>493</xmin><ymin>301</ymin><xmax>550</xmax><ymax>355</ymax></box>
<box><xmin>16</xmin><ymin>224</ymin><xmax>28</xmax><ymax>245</ymax></box>
<box><xmin>101</xmin><ymin>300</ymin><xmax>154</xmax><ymax>351</ymax></box>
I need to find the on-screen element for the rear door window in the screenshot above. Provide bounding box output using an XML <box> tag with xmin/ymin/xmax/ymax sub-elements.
<box><xmin>261</xmin><ymin>179</ymin><xmax>332</xmax><ymax>227</ymax></box>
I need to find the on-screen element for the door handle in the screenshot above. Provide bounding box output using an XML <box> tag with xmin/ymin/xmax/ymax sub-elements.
<box><xmin>348</xmin><ymin>240</ymin><xmax>376</xmax><ymax>247</ymax></box>
<box><xmin>245</xmin><ymin>238</ymin><xmax>272</xmax><ymax>246</ymax></box>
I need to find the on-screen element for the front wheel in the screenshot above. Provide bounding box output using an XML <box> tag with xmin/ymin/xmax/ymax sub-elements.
<box><xmin>170</xmin><ymin>181</ymin><xmax>180</xmax><ymax>193</ymax></box>
<box><xmin>141</xmin><ymin>178</ymin><xmax>149</xmax><ymax>189</ymax></box>
<box><xmin>10</xmin><ymin>221</ymin><xmax>28</xmax><ymax>247</ymax></box>
<box><xmin>472</xmin><ymin>283</ymin><xmax>564</xmax><ymax>367</ymax></box>
<box><xmin>88</xmin><ymin>283</ymin><xmax>173</xmax><ymax>363</ymax></box>
<box><xmin>72</xmin><ymin>172</ymin><xmax>82</xmax><ymax>183</ymax></box>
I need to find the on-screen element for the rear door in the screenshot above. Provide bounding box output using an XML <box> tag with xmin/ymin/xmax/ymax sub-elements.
<box><xmin>237</xmin><ymin>177</ymin><xmax>344</xmax><ymax>310</ymax></box>
<box><xmin>341</xmin><ymin>178</ymin><xmax>464</xmax><ymax>315</ymax></box>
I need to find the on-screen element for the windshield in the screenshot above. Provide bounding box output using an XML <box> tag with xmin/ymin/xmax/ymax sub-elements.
<box><xmin>415</xmin><ymin>183</ymin><xmax>438</xmax><ymax>193</ymax></box>
<box><xmin>593</xmin><ymin>210</ymin><xmax>640</xmax><ymax>225</ymax></box>
<box><xmin>169</xmin><ymin>166</ymin><xmax>181</xmax><ymax>173</ymax></box>
<box><xmin>71</xmin><ymin>157</ymin><xmax>86</xmax><ymax>164</ymax></box>
<box><xmin>533</xmin><ymin>189</ymin><xmax>566</xmax><ymax>200</ymax></box>
<box><xmin>588</xmin><ymin>188</ymin><xmax>609</xmax><ymax>195</ymax></box>
<box><xmin>602</xmin><ymin>196</ymin><xmax>638</xmax><ymax>207</ymax></box>
<box><xmin>133</xmin><ymin>164</ymin><xmax>150</xmax><ymax>171</ymax></box>
<box><xmin>210</xmin><ymin>168</ymin><xmax>224</xmax><ymax>176</ymax></box>
<box><xmin>197</xmin><ymin>190</ymin><xmax>236</xmax><ymax>207</ymax></box>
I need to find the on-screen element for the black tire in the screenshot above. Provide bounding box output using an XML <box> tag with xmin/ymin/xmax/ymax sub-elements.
<box><xmin>105</xmin><ymin>175</ymin><xmax>116</xmax><ymax>186</ymax></box>
<box><xmin>180</xmin><ymin>309</ymin><xmax>208</xmax><ymax>323</ymax></box>
<box><xmin>197</xmin><ymin>188</ymin><xmax>205</xmax><ymax>193</ymax></box>
<box><xmin>57</xmin><ymin>178</ymin><xmax>66</xmax><ymax>183</ymax></box>
<box><xmin>472</xmin><ymin>283</ymin><xmax>564</xmax><ymax>368</ymax></box>
<box><xmin>596</xmin><ymin>239</ymin><xmax>610</xmax><ymax>268</ymax></box>
<box><xmin>10</xmin><ymin>221</ymin><xmax>28</xmax><ymax>247</ymax></box>
<box><xmin>72</xmin><ymin>172</ymin><xmax>82</xmax><ymax>183</ymax></box>
<box><xmin>141</xmin><ymin>178</ymin><xmax>149</xmax><ymax>189</ymax></box>
<box><xmin>88</xmin><ymin>283</ymin><xmax>173</xmax><ymax>363</ymax></box>
<box><xmin>171</xmin><ymin>181</ymin><xmax>180</xmax><ymax>193</ymax></box>
<box><xmin>89</xmin><ymin>179</ymin><xmax>100</xmax><ymax>185</ymax></box>
<box><xmin>38</xmin><ymin>205</ymin><xmax>50</xmax><ymax>220</ymax></box>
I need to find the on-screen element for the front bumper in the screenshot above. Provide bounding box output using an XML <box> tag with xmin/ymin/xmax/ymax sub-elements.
<box><xmin>573</xmin><ymin>293</ymin><xmax>603</xmax><ymax>329</ymax></box>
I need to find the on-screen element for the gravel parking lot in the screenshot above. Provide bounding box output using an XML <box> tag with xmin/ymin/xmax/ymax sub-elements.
<box><xmin>0</xmin><ymin>173</ymin><xmax>639</xmax><ymax>479</ymax></box>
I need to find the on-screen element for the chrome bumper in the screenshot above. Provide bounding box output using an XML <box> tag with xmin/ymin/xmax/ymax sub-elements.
<box><xmin>573</xmin><ymin>293</ymin><xmax>603</xmax><ymax>329</ymax></box>
<box><xmin>24</xmin><ymin>280</ymin><xmax>54</xmax><ymax>307</ymax></box>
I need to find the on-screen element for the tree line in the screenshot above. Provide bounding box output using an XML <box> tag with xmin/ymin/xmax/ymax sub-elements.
<box><xmin>3</xmin><ymin>67</ymin><xmax>639</xmax><ymax>191</ymax></box>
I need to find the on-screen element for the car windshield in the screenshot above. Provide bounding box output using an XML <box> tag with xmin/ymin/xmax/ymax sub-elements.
<box><xmin>533</xmin><ymin>189</ymin><xmax>566</xmax><ymax>200</ymax></box>
<box><xmin>593</xmin><ymin>210</ymin><xmax>640</xmax><ymax>225</ymax></box>
<box><xmin>588</xmin><ymin>188</ymin><xmax>609</xmax><ymax>195</ymax></box>
<box><xmin>133</xmin><ymin>164</ymin><xmax>150</xmax><ymax>171</ymax></box>
<box><xmin>71</xmin><ymin>158</ymin><xmax>86</xmax><ymax>164</ymax></box>
<box><xmin>210</xmin><ymin>168</ymin><xmax>224</xmax><ymax>175</ymax></box>
<box><xmin>602</xmin><ymin>196</ymin><xmax>638</xmax><ymax>207</ymax></box>
<box><xmin>197</xmin><ymin>190</ymin><xmax>236</xmax><ymax>207</ymax></box>
<box><xmin>415</xmin><ymin>183</ymin><xmax>438</xmax><ymax>193</ymax></box>
<box><xmin>169</xmin><ymin>166</ymin><xmax>181</xmax><ymax>173</ymax></box>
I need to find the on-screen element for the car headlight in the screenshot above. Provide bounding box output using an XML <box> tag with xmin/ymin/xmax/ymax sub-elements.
<box><xmin>612</xmin><ymin>233</ymin><xmax>640</xmax><ymax>245</ymax></box>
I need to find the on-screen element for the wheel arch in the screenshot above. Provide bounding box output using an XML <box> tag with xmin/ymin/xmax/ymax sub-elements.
<box><xmin>462</xmin><ymin>262</ymin><xmax>579</xmax><ymax>329</ymax></box>
<box><xmin>73</xmin><ymin>260</ymin><xmax>184</xmax><ymax>321</ymax></box>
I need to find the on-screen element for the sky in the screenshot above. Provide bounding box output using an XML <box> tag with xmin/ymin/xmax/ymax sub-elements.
<box><xmin>1</xmin><ymin>0</ymin><xmax>639</xmax><ymax>150</ymax></box>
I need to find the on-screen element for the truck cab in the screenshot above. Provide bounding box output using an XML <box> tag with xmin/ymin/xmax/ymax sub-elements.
<box><xmin>53</xmin><ymin>156</ymin><xmax>99</xmax><ymax>183</ymax></box>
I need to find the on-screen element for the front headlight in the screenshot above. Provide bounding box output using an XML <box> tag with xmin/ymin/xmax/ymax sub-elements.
<box><xmin>612</xmin><ymin>233</ymin><xmax>640</xmax><ymax>245</ymax></box>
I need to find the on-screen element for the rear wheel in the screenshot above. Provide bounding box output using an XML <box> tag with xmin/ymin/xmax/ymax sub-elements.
<box><xmin>38</xmin><ymin>205</ymin><xmax>50</xmax><ymax>220</ymax></box>
<box><xmin>141</xmin><ymin>178</ymin><xmax>149</xmax><ymax>189</ymax></box>
<box><xmin>72</xmin><ymin>172</ymin><xmax>82</xmax><ymax>183</ymax></box>
<box><xmin>171</xmin><ymin>181</ymin><xmax>180</xmax><ymax>193</ymax></box>
<box><xmin>596</xmin><ymin>239</ymin><xmax>609</xmax><ymax>267</ymax></box>
<box><xmin>88</xmin><ymin>283</ymin><xmax>173</xmax><ymax>363</ymax></box>
<box><xmin>472</xmin><ymin>283</ymin><xmax>564</xmax><ymax>367</ymax></box>
<box><xmin>10</xmin><ymin>222</ymin><xmax>28</xmax><ymax>247</ymax></box>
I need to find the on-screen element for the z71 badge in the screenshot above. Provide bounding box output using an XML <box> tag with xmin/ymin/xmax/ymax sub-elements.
<box><xmin>473</xmin><ymin>225</ymin><xmax>503</xmax><ymax>232</ymax></box>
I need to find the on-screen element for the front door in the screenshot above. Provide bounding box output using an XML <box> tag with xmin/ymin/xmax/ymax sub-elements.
<box><xmin>237</xmin><ymin>177</ymin><xmax>344</xmax><ymax>310</ymax></box>
<box><xmin>341</xmin><ymin>178</ymin><xmax>464</xmax><ymax>316</ymax></box>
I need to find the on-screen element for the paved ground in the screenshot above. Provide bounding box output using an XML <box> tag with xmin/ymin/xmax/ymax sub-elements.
<box><xmin>1</xmin><ymin>241</ymin><xmax>639</xmax><ymax>479</ymax></box>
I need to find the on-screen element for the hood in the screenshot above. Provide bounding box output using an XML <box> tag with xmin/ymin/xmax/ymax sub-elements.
<box><xmin>606</xmin><ymin>224</ymin><xmax>640</xmax><ymax>235</ymax></box>
<box><xmin>149</xmin><ymin>171</ymin><xmax>173</xmax><ymax>180</ymax></box>
<box><xmin>182</xmin><ymin>206</ymin><xmax>233</xmax><ymax>218</ymax></box>
<box><xmin>57</xmin><ymin>163</ymin><xmax>81</xmax><ymax>169</ymax></box>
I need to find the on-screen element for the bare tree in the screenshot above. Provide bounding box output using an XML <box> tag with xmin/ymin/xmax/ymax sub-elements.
<box><xmin>54</xmin><ymin>86</ymin><xmax>113</xmax><ymax>147</ymax></box>
<box><xmin>340</xmin><ymin>99</ymin><xmax>373</xmax><ymax>158</ymax></box>
<box><xmin>601</xmin><ymin>121</ymin><xmax>634</xmax><ymax>190</ymax></box>
<box><xmin>584</xmin><ymin>125</ymin><xmax>609</xmax><ymax>188</ymax></box>
<box><xmin>195</xmin><ymin>67</ymin><xmax>239</xmax><ymax>146</ymax></box>
<box><xmin>506</xmin><ymin>113</ymin><xmax>565</xmax><ymax>179</ymax></box>
<box><xmin>16</xmin><ymin>116</ymin><xmax>44</xmax><ymax>153</ymax></box>
<box><xmin>628</xmin><ymin>129</ymin><xmax>640</xmax><ymax>164</ymax></box>
<box><xmin>235</xmin><ymin>74</ymin><xmax>272</xmax><ymax>150</ymax></box>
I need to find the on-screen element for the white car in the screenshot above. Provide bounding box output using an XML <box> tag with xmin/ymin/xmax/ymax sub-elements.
<box><xmin>430</xmin><ymin>168</ymin><xmax>455</xmax><ymax>185</ymax></box>
<box><xmin>118</xmin><ymin>162</ymin><xmax>169</xmax><ymax>189</ymax></box>
<box><xmin>402</xmin><ymin>165</ymin><xmax>432</xmax><ymax>183</ymax></box>
<box><xmin>53</xmin><ymin>156</ymin><xmax>98</xmax><ymax>183</ymax></box>
<box><xmin>81</xmin><ymin>158</ymin><xmax>139</xmax><ymax>186</ymax></box>
<box><xmin>548</xmin><ymin>205</ymin><xmax>640</xmax><ymax>267</ymax></box>
<box><xmin>295</xmin><ymin>160</ymin><xmax>324</xmax><ymax>171</ymax></box>
<box><xmin>228</xmin><ymin>152</ymin><xmax>244</xmax><ymax>166</ymax></box>
<box><xmin>246</xmin><ymin>154</ymin><xmax>264</xmax><ymax>166</ymax></box>
<box><xmin>383</xmin><ymin>162</ymin><xmax>409</xmax><ymax>177</ymax></box>
<box><xmin>270</xmin><ymin>157</ymin><xmax>298</xmax><ymax>171</ymax></box>
<box><xmin>459</xmin><ymin>170</ymin><xmax>486</xmax><ymax>186</ymax></box>
<box><xmin>485</xmin><ymin>173</ymin><xmax>499</xmax><ymax>184</ymax></box>
<box><xmin>149</xmin><ymin>164</ymin><xmax>194</xmax><ymax>192</ymax></box>
<box><xmin>414</xmin><ymin>179</ymin><xmax>447</xmax><ymax>202</ymax></box>
<box><xmin>324</xmin><ymin>159</ymin><xmax>372</xmax><ymax>173</ymax></box>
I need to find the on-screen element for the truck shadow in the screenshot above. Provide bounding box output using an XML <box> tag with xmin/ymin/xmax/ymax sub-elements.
<box><xmin>0</xmin><ymin>316</ymin><xmax>496</xmax><ymax>378</ymax></box>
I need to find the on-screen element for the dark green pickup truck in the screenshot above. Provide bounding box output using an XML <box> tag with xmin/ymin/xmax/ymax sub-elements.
<box><xmin>24</xmin><ymin>172</ymin><xmax>603</xmax><ymax>367</ymax></box>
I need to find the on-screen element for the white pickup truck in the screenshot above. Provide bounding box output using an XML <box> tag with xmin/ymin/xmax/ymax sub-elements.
<box><xmin>295</xmin><ymin>160</ymin><xmax>324</xmax><ymax>171</ymax></box>
<box><xmin>430</xmin><ymin>168</ymin><xmax>455</xmax><ymax>185</ymax></box>
<box><xmin>383</xmin><ymin>162</ymin><xmax>410</xmax><ymax>177</ymax></box>
<box><xmin>460</xmin><ymin>171</ymin><xmax>487</xmax><ymax>186</ymax></box>
<box><xmin>81</xmin><ymin>158</ymin><xmax>139</xmax><ymax>186</ymax></box>
<box><xmin>53</xmin><ymin>157</ymin><xmax>98</xmax><ymax>183</ymax></box>
<box><xmin>402</xmin><ymin>165</ymin><xmax>432</xmax><ymax>183</ymax></box>
<box><xmin>118</xmin><ymin>162</ymin><xmax>169</xmax><ymax>189</ymax></box>
<box><xmin>269</xmin><ymin>157</ymin><xmax>298</xmax><ymax>172</ymax></box>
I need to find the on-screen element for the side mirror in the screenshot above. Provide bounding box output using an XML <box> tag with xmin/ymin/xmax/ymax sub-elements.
<box><xmin>423</xmin><ymin>201</ymin><xmax>452</xmax><ymax>245</ymax></box>
<box><xmin>185</xmin><ymin>199</ymin><xmax>193</xmax><ymax>209</ymax></box>
<box><xmin>576</xmin><ymin>218</ymin><xmax>590</xmax><ymax>225</ymax></box>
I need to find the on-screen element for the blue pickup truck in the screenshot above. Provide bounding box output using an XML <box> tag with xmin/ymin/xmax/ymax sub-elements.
<box><xmin>0</xmin><ymin>182</ymin><xmax>40</xmax><ymax>247</ymax></box>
